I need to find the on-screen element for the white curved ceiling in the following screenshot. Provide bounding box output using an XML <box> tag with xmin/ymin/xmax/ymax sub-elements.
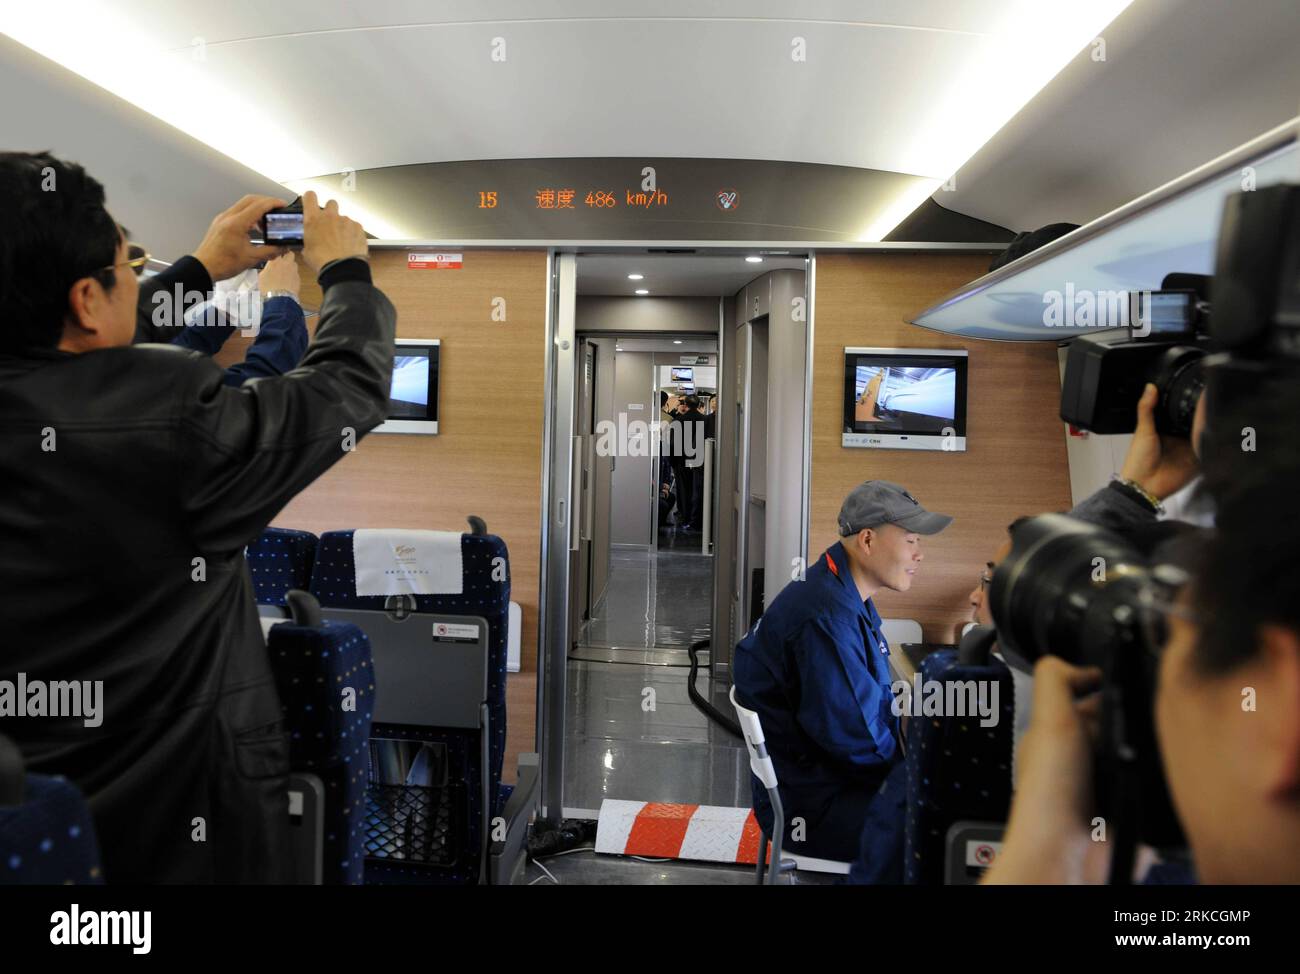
<box><xmin>4</xmin><ymin>0</ymin><xmax>1297</xmax><ymax>249</ymax></box>
<box><xmin>940</xmin><ymin>0</ymin><xmax>1300</xmax><ymax>231</ymax></box>
<box><xmin>0</xmin><ymin>32</ymin><xmax>287</xmax><ymax>262</ymax></box>
<box><xmin>2</xmin><ymin>0</ymin><xmax>1131</xmax><ymax>239</ymax></box>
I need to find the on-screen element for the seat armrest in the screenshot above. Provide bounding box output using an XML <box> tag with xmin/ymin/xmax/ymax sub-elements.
<box><xmin>0</xmin><ymin>734</ymin><xmax>24</xmax><ymax>807</ymax></box>
<box><xmin>489</xmin><ymin>754</ymin><xmax>539</xmax><ymax>885</ymax></box>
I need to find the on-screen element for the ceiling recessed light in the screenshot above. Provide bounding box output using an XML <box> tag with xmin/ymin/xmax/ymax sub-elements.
<box><xmin>745</xmin><ymin>256</ymin><xmax>763</xmax><ymax>263</ymax></box>
<box><xmin>635</xmin><ymin>289</ymin><xmax>649</xmax><ymax>295</ymax></box>
<box><xmin>627</xmin><ymin>273</ymin><xmax>644</xmax><ymax>280</ymax></box>
<box><xmin>673</xmin><ymin>340</ymin><xmax>683</xmax><ymax>345</ymax></box>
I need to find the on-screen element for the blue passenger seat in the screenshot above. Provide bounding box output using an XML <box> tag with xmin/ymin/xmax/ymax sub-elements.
<box><xmin>265</xmin><ymin>590</ymin><xmax>374</xmax><ymax>884</ymax></box>
<box><xmin>247</xmin><ymin>527</ymin><xmax>320</xmax><ymax>611</ymax></box>
<box><xmin>0</xmin><ymin>734</ymin><xmax>103</xmax><ymax>885</ymax></box>
<box><xmin>308</xmin><ymin>518</ymin><xmax>538</xmax><ymax>884</ymax></box>
<box><xmin>903</xmin><ymin>628</ymin><xmax>1015</xmax><ymax>885</ymax></box>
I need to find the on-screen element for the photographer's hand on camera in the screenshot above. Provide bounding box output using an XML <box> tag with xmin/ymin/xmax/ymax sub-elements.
<box><xmin>984</xmin><ymin>658</ymin><xmax>1111</xmax><ymax>884</ymax></box>
<box><xmin>300</xmin><ymin>190</ymin><xmax>369</xmax><ymax>274</ymax></box>
<box><xmin>1069</xmin><ymin>383</ymin><xmax>1206</xmax><ymax>532</ymax></box>
<box><xmin>1120</xmin><ymin>383</ymin><xmax>1199</xmax><ymax>501</ymax></box>
<box><xmin>258</xmin><ymin>253</ymin><xmax>301</xmax><ymax>301</ymax></box>
<box><xmin>192</xmin><ymin>194</ymin><xmax>289</xmax><ymax>282</ymax></box>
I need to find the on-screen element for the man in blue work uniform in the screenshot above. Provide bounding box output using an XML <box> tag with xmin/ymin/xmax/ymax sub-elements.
<box><xmin>734</xmin><ymin>481</ymin><xmax>953</xmax><ymax>875</ymax></box>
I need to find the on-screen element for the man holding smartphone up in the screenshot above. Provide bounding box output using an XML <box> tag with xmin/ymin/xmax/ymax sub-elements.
<box><xmin>0</xmin><ymin>153</ymin><xmax>395</xmax><ymax>884</ymax></box>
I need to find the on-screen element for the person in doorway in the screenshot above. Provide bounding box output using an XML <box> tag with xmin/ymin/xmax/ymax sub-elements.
<box><xmin>679</xmin><ymin>395</ymin><xmax>713</xmax><ymax>531</ymax></box>
<box><xmin>666</xmin><ymin>396</ymin><xmax>697</xmax><ymax>531</ymax></box>
<box><xmin>658</xmin><ymin>453</ymin><xmax>678</xmax><ymax>530</ymax></box>
<box><xmin>733</xmin><ymin>481</ymin><xmax>953</xmax><ymax>873</ymax></box>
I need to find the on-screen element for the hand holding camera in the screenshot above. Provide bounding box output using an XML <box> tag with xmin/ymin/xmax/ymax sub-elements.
<box><xmin>1119</xmin><ymin>383</ymin><xmax>1199</xmax><ymax>500</ymax></box>
<box><xmin>985</xmin><ymin>658</ymin><xmax>1110</xmax><ymax>884</ymax></box>
<box><xmin>299</xmin><ymin>191</ymin><xmax>368</xmax><ymax>275</ymax></box>
<box><xmin>193</xmin><ymin>194</ymin><xmax>288</xmax><ymax>282</ymax></box>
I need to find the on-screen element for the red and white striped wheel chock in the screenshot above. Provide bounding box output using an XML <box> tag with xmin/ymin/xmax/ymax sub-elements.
<box><xmin>594</xmin><ymin>799</ymin><xmax>769</xmax><ymax>865</ymax></box>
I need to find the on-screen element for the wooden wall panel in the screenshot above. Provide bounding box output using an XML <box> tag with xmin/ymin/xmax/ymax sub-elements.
<box><xmin>217</xmin><ymin>249</ymin><xmax>548</xmax><ymax>776</ymax></box>
<box><xmin>811</xmin><ymin>253</ymin><xmax>1072</xmax><ymax>643</ymax></box>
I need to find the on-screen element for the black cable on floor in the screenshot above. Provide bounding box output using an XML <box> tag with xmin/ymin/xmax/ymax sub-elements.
<box><xmin>527</xmin><ymin>818</ymin><xmax>597</xmax><ymax>859</ymax></box>
<box><xmin>686</xmin><ymin>637</ymin><xmax>743</xmax><ymax>739</ymax></box>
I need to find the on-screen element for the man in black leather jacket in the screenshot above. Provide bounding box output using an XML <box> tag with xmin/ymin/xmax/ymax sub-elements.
<box><xmin>0</xmin><ymin>152</ymin><xmax>395</xmax><ymax>883</ymax></box>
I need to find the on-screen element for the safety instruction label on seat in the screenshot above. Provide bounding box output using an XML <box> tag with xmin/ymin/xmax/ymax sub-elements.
<box><xmin>965</xmin><ymin>840</ymin><xmax>1001</xmax><ymax>867</ymax></box>
<box><xmin>408</xmin><ymin>252</ymin><xmax>462</xmax><ymax>269</ymax></box>
<box><xmin>432</xmin><ymin>621</ymin><xmax>479</xmax><ymax>643</ymax></box>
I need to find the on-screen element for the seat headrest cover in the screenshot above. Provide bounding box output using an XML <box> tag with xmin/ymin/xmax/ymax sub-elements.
<box><xmin>352</xmin><ymin>529</ymin><xmax>464</xmax><ymax>596</ymax></box>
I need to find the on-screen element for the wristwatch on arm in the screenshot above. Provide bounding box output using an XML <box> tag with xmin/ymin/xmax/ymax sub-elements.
<box><xmin>1109</xmin><ymin>476</ymin><xmax>1164</xmax><ymax>515</ymax></box>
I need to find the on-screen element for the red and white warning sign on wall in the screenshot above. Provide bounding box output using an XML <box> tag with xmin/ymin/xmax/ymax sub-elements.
<box><xmin>407</xmin><ymin>252</ymin><xmax>463</xmax><ymax>269</ymax></box>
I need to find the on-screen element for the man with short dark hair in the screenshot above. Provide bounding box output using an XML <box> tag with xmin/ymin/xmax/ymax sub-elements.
<box><xmin>0</xmin><ymin>151</ymin><xmax>395</xmax><ymax>883</ymax></box>
<box><xmin>666</xmin><ymin>396</ymin><xmax>698</xmax><ymax>531</ymax></box>
<box><xmin>733</xmin><ymin>481</ymin><xmax>953</xmax><ymax>869</ymax></box>
<box><xmin>678</xmin><ymin>395</ymin><xmax>713</xmax><ymax>530</ymax></box>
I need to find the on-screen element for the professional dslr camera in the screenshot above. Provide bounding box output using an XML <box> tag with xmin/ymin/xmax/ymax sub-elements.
<box><xmin>989</xmin><ymin>513</ymin><xmax>1191</xmax><ymax>880</ymax></box>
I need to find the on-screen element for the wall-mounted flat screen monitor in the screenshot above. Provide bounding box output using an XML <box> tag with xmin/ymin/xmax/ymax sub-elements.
<box><xmin>842</xmin><ymin>347</ymin><xmax>967</xmax><ymax>451</ymax></box>
<box><xmin>671</xmin><ymin>367</ymin><xmax>694</xmax><ymax>381</ymax></box>
<box><xmin>677</xmin><ymin>383</ymin><xmax>696</xmax><ymax>394</ymax></box>
<box><xmin>375</xmin><ymin>339</ymin><xmax>439</xmax><ymax>434</ymax></box>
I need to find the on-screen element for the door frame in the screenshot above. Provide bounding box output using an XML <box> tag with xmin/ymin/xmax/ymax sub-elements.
<box><xmin>537</xmin><ymin>251</ymin><xmax>575</xmax><ymax>825</ymax></box>
<box><xmin>535</xmin><ymin>248</ymin><xmax>817</xmax><ymax>825</ymax></box>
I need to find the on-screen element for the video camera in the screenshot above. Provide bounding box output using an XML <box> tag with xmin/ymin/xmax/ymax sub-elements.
<box><xmin>1059</xmin><ymin>183</ymin><xmax>1300</xmax><ymax>438</ymax></box>
<box><xmin>1059</xmin><ymin>279</ymin><xmax>1213</xmax><ymax>437</ymax></box>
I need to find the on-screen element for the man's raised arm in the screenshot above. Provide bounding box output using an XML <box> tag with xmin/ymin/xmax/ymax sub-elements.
<box><xmin>171</xmin><ymin>193</ymin><xmax>396</xmax><ymax>552</ymax></box>
<box><xmin>134</xmin><ymin>194</ymin><xmax>286</xmax><ymax>343</ymax></box>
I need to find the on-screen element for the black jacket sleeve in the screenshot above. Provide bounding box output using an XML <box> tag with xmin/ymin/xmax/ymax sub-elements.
<box><xmin>1069</xmin><ymin>480</ymin><xmax>1159</xmax><ymax>533</ymax></box>
<box><xmin>173</xmin><ymin>276</ymin><xmax>396</xmax><ymax>553</ymax></box>
<box><xmin>135</xmin><ymin>256</ymin><xmax>215</xmax><ymax>344</ymax></box>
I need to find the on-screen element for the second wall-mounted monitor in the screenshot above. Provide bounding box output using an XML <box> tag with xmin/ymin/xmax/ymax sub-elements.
<box><xmin>375</xmin><ymin>339</ymin><xmax>440</xmax><ymax>434</ymax></box>
<box><xmin>843</xmin><ymin>347</ymin><xmax>967</xmax><ymax>451</ymax></box>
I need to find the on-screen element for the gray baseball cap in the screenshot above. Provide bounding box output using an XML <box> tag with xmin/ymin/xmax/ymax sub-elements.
<box><xmin>837</xmin><ymin>481</ymin><xmax>954</xmax><ymax>536</ymax></box>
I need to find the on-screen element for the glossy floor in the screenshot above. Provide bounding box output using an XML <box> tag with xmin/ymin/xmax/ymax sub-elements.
<box><xmin>526</xmin><ymin>847</ymin><xmax>842</xmax><ymax>886</ymax></box>
<box><xmin>562</xmin><ymin>659</ymin><xmax>749</xmax><ymax>812</ymax></box>
<box><xmin>576</xmin><ymin>546</ymin><xmax>713</xmax><ymax>650</ymax></box>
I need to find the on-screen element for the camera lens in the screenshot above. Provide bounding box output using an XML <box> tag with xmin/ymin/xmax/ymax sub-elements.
<box><xmin>1149</xmin><ymin>347</ymin><xmax>1207</xmax><ymax>437</ymax></box>
<box><xmin>989</xmin><ymin>514</ymin><xmax>1152</xmax><ymax>669</ymax></box>
<box><xmin>989</xmin><ymin>514</ymin><xmax>1187</xmax><ymax>849</ymax></box>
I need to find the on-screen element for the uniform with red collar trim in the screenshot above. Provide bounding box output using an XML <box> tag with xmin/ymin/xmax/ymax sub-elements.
<box><xmin>733</xmin><ymin>540</ymin><xmax>902</xmax><ymax>862</ymax></box>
